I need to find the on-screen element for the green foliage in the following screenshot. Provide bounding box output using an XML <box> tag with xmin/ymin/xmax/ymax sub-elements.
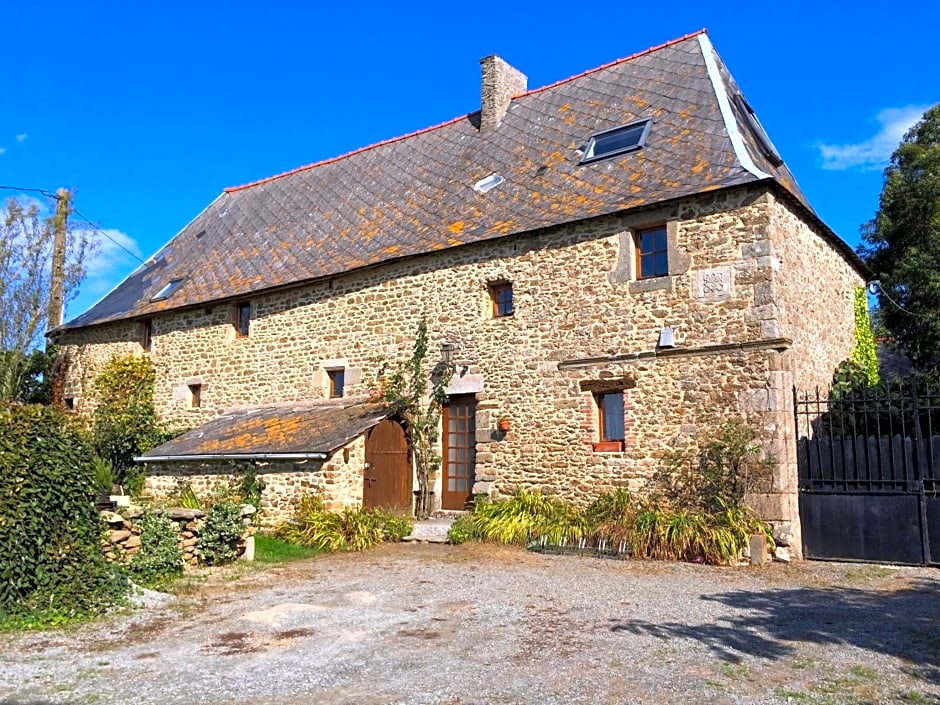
<box><xmin>91</xmin><ymin>355</ymin><xmax>162</xmax><ymax>494</ymax></box>
<box><xmin>607</xmin><ymin>496</ymin><xmax>772</xmax><ymax>564</ymax></box>
<box><xmin>275</xmin><ymin>494</ymin><xmax>413</xmax><ymax>552</ymax></box>
<box><xmin>461</xmin><ymin>489</ymin><xmax>588</xmax><ymax>546</ymax></box>
<box><xmin>446</xmin><ymin>513</ymin><xmax>476</xmax><ymax>544</ymax></box>
<box><xmin>92</xmin><ymin>456</ymin><xmax>114</xmax><ymax>493</ymax></box>
<box><xmin>850</xmin><ymin>287</ymin><xmax>880</xmax><ymax>387</ymax></box>
<box><xmin>0</xmin><ymin>403</ymin><xmax>128</xmax><ymax>626</ymax></box>
<box><xmin>0</xmin><ymin>346</ymin><xmax>61</xmax><ymax>405</ymax></box>
<box><xmin>128</xmin><ymin>510</ymin><xmax>183</xmax><ymax>589</ymax></box>
<box><xmin>165</xmin><ymin>479</ymin><xmax>202</xmax><ymax>509</ymax></box>
<box><xmin>860</xmin><ymin>103</ymin><xmax>940</xmax><ymax>370</ymax></box>
<box><xmin>253</xmin><ymin>534</ymin><xmax>324</xmax><ymax>563</ymax></box>
<box><xmin>197</xmin><ymin>500</ymin><xmax>244</xmax><ymax>566</ymax></box>
<box><xmin>656</xmin><ymin>420</ymin><xmax>773</xmax><ymax>512</ymax></box>
<box><xmin>231</xmin><ymin>464</ymin><xmax>265</xmax><ymax>511</ymax></box>
<box><xmin>378</xmin><ymin>318</ymin><xmax>447</xmax><ymax>519</ymax></box>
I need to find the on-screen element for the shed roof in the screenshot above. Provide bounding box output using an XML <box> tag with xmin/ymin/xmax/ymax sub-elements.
<box><xmin>63</xmin><ymin>31</ymin><xmax>863</xmax><ymax>332</ymax></box>
<box><xmin>137</xmin><ymin>398</ymin><xmax>388</xmax><ymax>462</ymax></box>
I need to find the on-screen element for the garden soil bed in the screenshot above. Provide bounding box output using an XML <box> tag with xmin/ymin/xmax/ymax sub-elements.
<box><xmin>1</xmin><ymin>542</ymin><xmax>938</xmax><ymax>704</ymax></box>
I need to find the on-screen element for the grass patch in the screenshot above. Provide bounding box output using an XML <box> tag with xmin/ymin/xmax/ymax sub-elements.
<box><xmin>719</xmin><ymin>661</ymin><xmax>749</xmax><ymax>680</ymax></box>
<box><xmin>848</xmin><ymin>665</ymin><xmax>878</xmax><ymax>681</ymax></box>
<box><xmin>254</xmin><ymin>534</ymin><xmax>324</xmax><ymax>563</ymax></box>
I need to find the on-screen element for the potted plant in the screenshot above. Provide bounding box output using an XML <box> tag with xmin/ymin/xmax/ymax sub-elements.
<box><xmin>497</xmin><ymin>415</ymin><xmax>511</xmax><ymax>432</ymax></box>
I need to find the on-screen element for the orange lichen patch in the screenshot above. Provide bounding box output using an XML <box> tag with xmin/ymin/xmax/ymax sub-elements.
<box><xmin>447</xmin><ymin>237</ymin><xmax>463</xmax><ymax>247</ymax></box>
<box><xmin>691</xmin><ymin>159</ymin><xmax>708</xmax><ymax>174</ymax></box>
<box><xmin>382</xmin><ymin>245</ymin><xmax>401</xmax><ymax>255</ymax></box>
<box><xmin>630</xmin><ymin>185</ymin><xmax>642</xmax><ymax>193</ymax></box>
<box><xmin>266</xmin><ymin>226</ymin><xmax>277</xmax><ymax>234</ymax></box>
<box><xmin>447</xmin><ymin>221</ymin><xmax>464</xmax><ymax>234</ymax></box>
<box><xmin>632</xmin><ymin>96</ymin><xmax>649</xmax><ymax>108</ymax></box>
<box><xmin>431</xmin><ymin>243</ymin><xmax>446</xmax><ymax>250</ymax></box>
<box><xmin>559</xmin><ymin>103</ymin><xmax>572</xmax><ymax>113</ymax></box>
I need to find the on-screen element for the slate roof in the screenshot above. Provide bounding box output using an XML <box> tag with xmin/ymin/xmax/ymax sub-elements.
<box><xmin>63</xmin><ymin>31</ymin><xmax>861</xmax><ymax>331</ymax></box>
<box><xmin>137</xmin><ymin>398</ymin><xmax>388</xmax><ymax>461</ymax></box>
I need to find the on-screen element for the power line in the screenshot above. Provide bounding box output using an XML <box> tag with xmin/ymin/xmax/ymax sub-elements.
<box><xmin>869</xmin><ymin>280</ymin><xmax>928</xmax><ymax>318</ymax></box>
<box><xmin>1</xmin><ymin>185</ymin><xmax>146</xmax><ymax>266</ymax></box>
<box><xmin>72</xmin><ymin>207</ymin><xmax>146</xmax><ymax>265</ymax></box>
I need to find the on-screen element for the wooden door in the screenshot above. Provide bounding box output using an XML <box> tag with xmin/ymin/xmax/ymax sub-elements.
<box><xmin>363</xmin><ymin>420</ymin><xmax>412</xmax><ymax>513</ymax></box>
<box><xmin>442</xmin><ymin>395</ymin><xmax>476</xmax><ymax>510</ymax></box>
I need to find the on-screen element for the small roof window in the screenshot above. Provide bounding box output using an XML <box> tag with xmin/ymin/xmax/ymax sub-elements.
<box><xmin>580</xmin><ymin>118</ymin><xmax>651</xmax><ymax>164</ymax></box>
<box><xmin>473</xmin><ymin>173</ymin><xmax>505</xmax><ymax>194</ymax></box>
<box><xmin>733</xmin><ymin>94</ymin><xmax>783</xmax><ymax>167</ymax></box>
<box><xmin>150</xmin><ymin>278</ymin><xmax>184</xmax><ymax>302</ymax></box>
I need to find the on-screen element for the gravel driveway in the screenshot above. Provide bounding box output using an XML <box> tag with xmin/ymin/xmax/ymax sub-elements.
<box><xmin>1</xmin><ymin>543</ymin><xmax>938</xmax><ymax>705</ymax></box>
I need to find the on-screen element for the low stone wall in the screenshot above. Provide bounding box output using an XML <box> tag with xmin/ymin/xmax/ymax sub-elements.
<box><xmin>101</xmin><ymin>507</ymin><xmax>255</xmax><ymax>567</ymax></box>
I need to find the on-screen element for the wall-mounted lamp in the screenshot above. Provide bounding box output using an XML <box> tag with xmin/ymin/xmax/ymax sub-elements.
<box><xmin>441</xmin><ymin>342</ymin><xmax>455</xmax><ymax>366</ymax></box>
<box><xmin>658</xmin><ymin>327</ymin><xmax>676</xmax><ymax>349</ymax></box>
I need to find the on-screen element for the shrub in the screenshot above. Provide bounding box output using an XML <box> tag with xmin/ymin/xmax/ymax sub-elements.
<box><xmin>275</xmin><ymin>494</ymin><xmax>413</xmax><ymax>552</ymax></box>
<box><xmin>0</xmin><ymin>403</ymin><xmax>128</xmax><ymax>625</ymax></box>
<box><xmin>165</xmin><ymin>479</ymin><xmax>202</xmax><ymax>510</ymax></box>
<box><xmin>128</xmin><ymin>510</ymin><xmax>183</xmax><ymax>589</ymax></box>
<box><xmin>463</xmin><ymin>489</ymin><xmax>587</xmax><ymax>546</ymax></box>
<box><xmin>446</xmin><ymin>514</ymin><xmax>477</xmax><ymax>544</ymax></box>
<box><xmin>197</xmin><ymin>500</ymin><xmax>244</xmax><ymax>566</ymax></box>
<box><xmin>91</xmin><ymin>355</ymin><xmax>162</xmax><ymax>494</ymax></box>
<box><xmin>656</xmin><ymin>420</ymin><xmax>773</xmax><ymax>512</ymax></box>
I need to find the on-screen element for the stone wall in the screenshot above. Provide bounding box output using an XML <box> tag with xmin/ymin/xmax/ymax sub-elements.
<box><xmin>142</xmin><ymin>436</ymin><xmax>366</xmax><ymax>528</ymax></box>
<box><xmin>101</xmin><ymin>507</ymin><xmax>254</xmax><ymax>567</ymax></box>
<box><xmin>59</xmin><ymin>183</ymin><xmax>864</xmax><ymax>550</ymax></box>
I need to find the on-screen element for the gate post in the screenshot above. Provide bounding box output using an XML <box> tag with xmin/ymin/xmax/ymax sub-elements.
<box><xmin>911</xmin><ymin>376</ymin><xmax>930</xmax><ymax>564</ymax></box>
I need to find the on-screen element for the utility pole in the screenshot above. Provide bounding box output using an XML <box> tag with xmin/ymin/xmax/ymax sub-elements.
<box><xmin>47</xmin><ymin>188</ymin><xmax>71</xmax><ymax>334</ymax></box>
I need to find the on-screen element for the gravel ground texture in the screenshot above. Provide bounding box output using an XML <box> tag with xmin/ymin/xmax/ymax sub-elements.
<box><xmin>1</xmin><ymin>542</ymin><xmax>938</xmax><ymax>705</ymax></box>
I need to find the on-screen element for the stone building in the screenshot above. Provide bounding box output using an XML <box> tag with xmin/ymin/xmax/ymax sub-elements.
<box><xmin>55</xmin><ymin>31</ymin><xmax>868</xmax><ymax>554</ymax></box>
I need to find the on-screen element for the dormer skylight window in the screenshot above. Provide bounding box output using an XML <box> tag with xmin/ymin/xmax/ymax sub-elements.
<box><xmin>733</xmin><ymin>94</ymin><xmax>784</xmax><ymax>167</ymax></box>
<box><xmin>580</xmin><ymin>118</ymin><xmax>651</xmax><ymax>164</ymax></box>
<box><xmin>473</xmin><ymin>173</ymin><xmax>505</xmax><ymax>194</ymax></box>
<box><xmin>150</xmin><ymin>278</ymin><xmax>184</xmax><ymax>302</ymax></box>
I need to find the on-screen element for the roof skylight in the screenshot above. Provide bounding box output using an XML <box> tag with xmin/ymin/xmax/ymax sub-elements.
<box><xmin>474</xmin><ymin>173</ymin><xmax>505</xmax><ymax>194</ymax></box>
<box><xmin>150</xmin><ymin>278</ymin><xmax>184</xmax><ymax>302</ymax></box>
<box><xmin>733</xmin><ymin>94</ymin><xmax>783</xmax><ymax>167</ymax></box>
<box><xmin>580</xmin><ymin>118</ymin><xmax>651</xmax><ymax>163</ymax></box>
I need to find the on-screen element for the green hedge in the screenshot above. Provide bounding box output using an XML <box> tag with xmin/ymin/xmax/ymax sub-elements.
<box><xmin>0</xmin><ymin>403</ymin><xmax>127</xmax><ymax>625</ymax></box>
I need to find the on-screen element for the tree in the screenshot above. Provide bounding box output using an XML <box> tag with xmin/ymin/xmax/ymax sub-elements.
<box><xmin>0</xmin><ymin>193</ymin><xmax>94</xmax><ymax>401</ymax></box>
<box><xmin>860</xmin><ymin>103</ymin><xmax>940</xmax><ymax>370</ymax></box>
<box><xmin>378</xmin><ymin>319</ymin><xmax>448</xmax><ymax>520</ymax></box>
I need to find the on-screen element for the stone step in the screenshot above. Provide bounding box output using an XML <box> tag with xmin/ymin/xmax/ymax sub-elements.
<box><xmin>403</xmin><ymin>513</ymin><xmax>464</xmax><ymax>544</ymax></box>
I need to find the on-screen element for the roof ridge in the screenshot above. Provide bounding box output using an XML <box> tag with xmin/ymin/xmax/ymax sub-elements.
<box><xmin>515</xmin><ymin>29</ymin><xmax>707</xmax><ymax>101</ymax></box>
<box><xmin>223</xmin><ymin>29</ymin><xmax>708</xmax><ymax>195</ymax></box>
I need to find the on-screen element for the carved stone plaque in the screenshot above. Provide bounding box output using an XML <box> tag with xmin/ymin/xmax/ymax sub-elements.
<box><xmin>694</xmin><ymin>266</ymin><xmax>732</xmax><ymax>302</ymax></box>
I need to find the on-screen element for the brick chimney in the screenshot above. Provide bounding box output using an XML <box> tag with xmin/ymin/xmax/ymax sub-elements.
<box><xmin>479</xmin><ymin>55</ymin><xmax>527</xmax><ymax>133</ymax></box>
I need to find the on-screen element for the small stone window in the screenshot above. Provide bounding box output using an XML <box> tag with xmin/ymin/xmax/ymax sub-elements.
<box><xmin>235</xmin><ymin>301</ymin><xmax>251</xmax><ymax>338</ymax></box>
<box><xmin>635</xmin><ymin>226</ymin><xmax>668</xmax><ymax>279</ymax></box>
<box><xmin>328</xmin><ymin>369</ymin><xmax>345</xmax><ymax>398</ymax></box>
<box><xmin>140</xmin><ymin>319</ymin><xmax>153</xmax><ymax>352</ymax></box>
<box><xmin>489</xmin><ymin>281</ymin><xmax>514</xmax><ymax>318</ymax></box>
<box><xmin>595</xmin><ymin>391</ymin><xmax>625</xmax><ymax>451</ymax></box>
<box><xmin>188</xmin><ymin>383</ymin><xmax>202</xmax><ymax>409</ymax></box>
<box><xmin>64</xmin><ymin>397</ymin><xmax>76</xmax><ymax>411</ymax></box>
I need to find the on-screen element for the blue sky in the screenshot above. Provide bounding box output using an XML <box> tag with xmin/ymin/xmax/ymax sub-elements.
<box><xmin>1</xmin><ymin>1</ymin><xmax>937</xmax><ymax>318</ymax></box>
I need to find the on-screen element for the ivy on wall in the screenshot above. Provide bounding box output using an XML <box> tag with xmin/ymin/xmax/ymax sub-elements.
<box><xmin>850</xmin><ymin>286</ymin><xmax>880</xmax><ymax>387</ymax></box>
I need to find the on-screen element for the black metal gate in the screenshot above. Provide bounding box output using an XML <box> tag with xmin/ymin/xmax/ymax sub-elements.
<box><xmin>795</xmin><ymin>377</ymin><xmax>940</xmax><ymax>565</ymax></box>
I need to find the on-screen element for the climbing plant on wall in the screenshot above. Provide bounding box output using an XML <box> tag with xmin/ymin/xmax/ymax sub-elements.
<box><xmin>831</xmin><ymin>286</ymin><xmax>880</xmax><ymax>395</ymax></box>
<box><xmin>378</xmin><ymin>318</ymin><xmax>448</xmax><ymax>520</ymax></box>
<box><xmin>91</xmin><ymin>355</ymin><xmax>162</xmax><ymax>494</ymax></box>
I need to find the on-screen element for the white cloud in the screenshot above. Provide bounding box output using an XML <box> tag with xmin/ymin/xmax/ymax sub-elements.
<box><xmin>15</xmin><ymin>133</ymin><xmax>27</xmax><ymax>142</ymax></box>
<box><xmin>82</xmin><ymin>228</ymin><xmax>142</xmax><ymax>282</ymax></box>
<box><xmin>817</xmin><ymin>104</ymin><xmax>933</xmax><ymax>170</ymax></box>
